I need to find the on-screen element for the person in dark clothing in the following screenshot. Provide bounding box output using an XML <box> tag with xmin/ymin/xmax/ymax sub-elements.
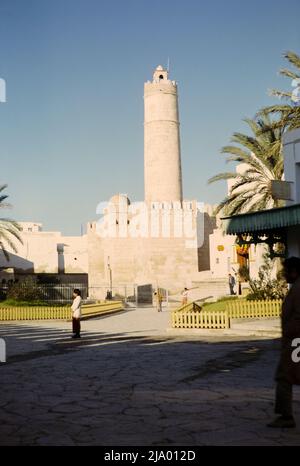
<box><xmin>267</xmin><ymin>257</ymin><xmax>300</xmax><ymax>428</ymax></box>
<box><xmin>71</xmin><ymin>289</ymin><xmax>82</xmax><ymax>339</ymax></box>
<box><xmin>228</xmin><ymin>273</ymin><xmax>236</xmax><ymax>295</ymax></box>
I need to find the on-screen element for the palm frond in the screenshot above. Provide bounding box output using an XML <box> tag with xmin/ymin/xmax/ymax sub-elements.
<box><xmin>221</xmin><ymin>144</ymin><xmax>251</xmax><ymax>155</ymax></box>
<box><xmin>283</xmin><ymin>51</ymin><xmax>300</xmax><ymax>71</ymax></box>
<box><xmin>230</xmin><ymin>132</ymin><xmax>263</xmax><ymax>156</ymax></box>
<box><xmin>207</xmin><ymin>172</ymin><xmax>238</xmax><ymax>184</ymax></box>
<box><xmin>279</xmin><ymin>68</ymin><xmax>300</xmax><ymax>80</ymax></box>
<box><xmin>243</xmin><ymin>118</ymin><xmax>261</xmax><ymax>135</ymax></box>
<box><xmin>0</xmin><ymin>187</ymin><xmax>22</xmax><ymax>260</ymax></box>
<box><xmin>269</xmin><ymin>89</ymin><xmax>293</xmax><ymax>100</ymax></box>
<box><xmin>259</xmin><ymin>104</ymin><xmax>293</xmax><ymax>115</ymax></box>
<box><xmin>0</xmin><ymin>184</ymin><xmax>8</xmax><ymax>193</ymax></box>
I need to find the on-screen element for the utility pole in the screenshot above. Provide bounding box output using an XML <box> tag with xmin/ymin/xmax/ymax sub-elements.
<box><xmin>107</xmin><ymin>256</ymin><xmax>112</xmax><ymax>297</ymax></box>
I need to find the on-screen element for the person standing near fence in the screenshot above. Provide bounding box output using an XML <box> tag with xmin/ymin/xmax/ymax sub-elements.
<box><xmin>71</xmin><ymin>289</ymin><xmax>82</xmax><ymax>339</ymax></box>
<box><xmin>154</xmin><ymin>290</ymin><xmax>163</xmax><ymax>312</ymax></box>
<box><xmin>228</xmin><ymin>273</ymin><xmax>236</xmax><ymax>295</ymax></box>
<box><xmin>181</xmin><ymin>288</ymin><xmax>189</xmax><ymax>305</ymax></box>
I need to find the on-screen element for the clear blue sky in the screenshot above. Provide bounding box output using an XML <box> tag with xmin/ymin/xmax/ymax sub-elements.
<box><xmin>1</xmin><ymin>0</ymin><xmax>300</xmax><ymax>235</ymax></box>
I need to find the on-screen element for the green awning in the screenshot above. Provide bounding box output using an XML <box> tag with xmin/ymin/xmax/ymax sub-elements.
<box><xmin>222</xmin><ymin>203</ymin><xmax>300</xmax><ymax>235</ymax></box>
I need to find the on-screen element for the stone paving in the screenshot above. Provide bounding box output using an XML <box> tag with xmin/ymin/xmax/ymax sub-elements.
<box><xmin>0</xmin><ymin>306</ymin><xmax>300</xmax><ymax>446</ymax></box>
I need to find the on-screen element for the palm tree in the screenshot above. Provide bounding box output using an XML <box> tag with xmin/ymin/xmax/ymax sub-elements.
<box><xmin>259</xmin><ymin>51</ymin><xmax>300</xmax><ymax>132</ymax></box>
<box><xmin>0</xmin><ymin>184</ymin><xmax>22</xmax><ymax>260</ymax></box>
<box><xmin>208</xmin><ymin>115</ymin><xmax>284</xmax><ymax>216</ymax></box>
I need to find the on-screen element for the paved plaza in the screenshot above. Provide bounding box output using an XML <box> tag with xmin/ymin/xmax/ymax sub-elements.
<box><xmin>0</xmin><ymin>307</ymin><xmax>300</xmax><ymax>446</ymax></box>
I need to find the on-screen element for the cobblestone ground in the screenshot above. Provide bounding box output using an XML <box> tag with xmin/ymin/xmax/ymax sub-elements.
<box><xmin>0</xmin><ymin>307</ymin><xmax>300</xmax><ymax>446</ymax></box>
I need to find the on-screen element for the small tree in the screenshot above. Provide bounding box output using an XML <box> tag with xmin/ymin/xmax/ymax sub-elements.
<box><xmin>6</xmin><ymin>277</ymin><xmax>44</xmax><ymax>302</ymax></box>
<box><xmin>246</xmin><ymin>254</ymin><xmax>287</xmax><ymax>300</ymax></box>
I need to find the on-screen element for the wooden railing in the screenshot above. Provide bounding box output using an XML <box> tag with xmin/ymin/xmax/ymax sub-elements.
<box><xmin>175</xmin><ymin>302</ymin><xmax>203</xmax><ymax>313</ymax></box>
<box><xmin>0</xmin><ymin>301</ymin><xmax>123</xmax><ymax>321</ymax></box>
<box><xmin>226</xmin><ymin>299</ymin><xmax>282</xmax><ymax>319</ymax></box>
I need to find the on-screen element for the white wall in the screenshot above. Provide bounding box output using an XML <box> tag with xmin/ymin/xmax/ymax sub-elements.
<box><xmin>283</xmin><ymin>128</ymin><xmax>300</xmax><ymax>205</ymax></box>
<box><xmin>283</xmin><ymin>129</ymin><xmax>300</xmax><ymax>257</ymax></box>
<box><xmin>0</xmin><ymin>222</ymin><xmax>88</xmax><ymax>274</ymax></box>
<box><xmin>208</xmin><ymin>227</ymin><xmax>267</xmax><ymax>280</ymax></box>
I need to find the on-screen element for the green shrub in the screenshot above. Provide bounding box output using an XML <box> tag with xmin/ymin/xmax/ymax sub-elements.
<box><xmin>247</xmin><ymin>255</ymin><xmax>287</xmax><ymax>300</ymax></box>
<box><xmin>0</xmin><ymin>299</ymin><xmax>69</xmax><ymax>307</ymax></box>
<box><xmin>6</xmin><ymin>277</ymin><xmax>44</xmax><ymax>302</ymax></box>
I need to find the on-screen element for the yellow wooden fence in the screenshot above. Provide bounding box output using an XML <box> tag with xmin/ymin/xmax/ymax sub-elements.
<box><xmin>172</xmin><ymin>308</ymin><xmax>229</xmax><ymax>329</ymax></box>
<box><xmin>81</xmin><ymin>301</ymin><xmax>123</xmax><ymax>319</ymax></box>
<box><xmin>226</xmin><ymin>299</ymin><xmax>282</xmax><ymax>319</ymax></box>
<box><xmin>171</xmin><ymin>299</ymin><xmax>282</xmax><ymax>330</ymax></box>
<box><xmin>0</xmin><ymin>301</ymin><xmax>123</xmax><ymax>321</ymax></box>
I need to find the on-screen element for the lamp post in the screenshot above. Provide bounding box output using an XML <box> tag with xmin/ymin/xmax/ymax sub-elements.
<box><xmin>107</xmin><ymin>256</ymin><xmax>112</xmax><ymax>298</ymax></box>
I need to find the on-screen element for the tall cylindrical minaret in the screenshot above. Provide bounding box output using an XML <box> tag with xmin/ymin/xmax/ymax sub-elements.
<box><xmin>144</xmin><ymin>65</ymin><xmax>183</xmax><ymax>203</ymax></box>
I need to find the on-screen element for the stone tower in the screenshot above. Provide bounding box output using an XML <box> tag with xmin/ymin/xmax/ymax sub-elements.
<box><xmin>144</xmin><ymin>65</ymin><xmax>183</xmax><ymax>203</ymax></box>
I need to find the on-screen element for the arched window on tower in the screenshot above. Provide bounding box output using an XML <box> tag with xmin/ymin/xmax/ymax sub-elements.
<box><xmin>159</xmin><ymin>75</ymin><xmax>164</xmax><ymax>80</ymax></box>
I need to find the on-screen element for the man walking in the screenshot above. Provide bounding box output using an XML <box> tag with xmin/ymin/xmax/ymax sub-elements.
<box><xmin>267</xmin><ymin>257</ymin><xmax>300</xmax><ymax>428</ymax></box>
